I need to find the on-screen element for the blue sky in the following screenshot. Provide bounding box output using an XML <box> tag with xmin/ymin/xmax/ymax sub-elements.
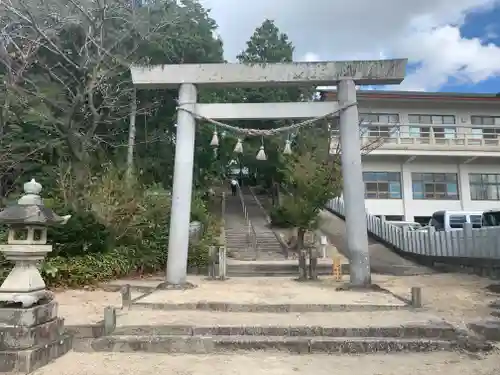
<box><xmin>440</xmin><ymin>6</ymin><xmax>500</xmax><ymax>92</ymax></box>
<box><xmin>203</xmin><ymin>0</ymin><xmax>500</xmax><ymax>93</ymax></box>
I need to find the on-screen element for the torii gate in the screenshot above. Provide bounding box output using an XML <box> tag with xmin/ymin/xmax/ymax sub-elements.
<box><xmin>130</xmin><ymin>59</ymin><xmax>407</xmax><ymax>287</ymax></box>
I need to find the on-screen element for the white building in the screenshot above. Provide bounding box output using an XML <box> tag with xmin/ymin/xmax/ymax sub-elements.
<box><xmin>322</xmin><ymin>90</ymin><xmax>500</xmax><ymax>224</ymax></box>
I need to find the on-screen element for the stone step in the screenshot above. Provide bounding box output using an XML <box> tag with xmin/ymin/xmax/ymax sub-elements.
<box><xmin>89</xmin><ymin>335</ymin><xmax>458</xmax><ymax>354</ymax></box>
<box><xmin>226</xmin><ymin>260</ymin><xmax>347</xmax><ymax>276</ymax></box>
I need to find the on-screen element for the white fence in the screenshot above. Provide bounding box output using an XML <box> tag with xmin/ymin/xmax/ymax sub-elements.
<box><xmin>326</xmin><ymin>198</ymin><xmax>500</xmax><ymax>260</ymax></box>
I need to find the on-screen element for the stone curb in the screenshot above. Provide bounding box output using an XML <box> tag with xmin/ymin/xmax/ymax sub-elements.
<box><xmin>65</xmin><ymin>322</ymin><xmax>105</xmax><ymax>338</ymax></box>
<box><xmin>468</xmin><ymin>320</ymin><xmax>500</xmax><ymax>342</ymax></box>
<box><xmin>131</xmin><ymin>302</ymin><xmax>409</xmax><ymax>313</ymax></box>
<box><xmin>84</xmin><ymin>334</ymin><xmax>458</xmax><ymax>354</ymax></box>
<box><xmin>110</xmin><ymin>323</ymin><xmax>458</xmax><ymax>340</ymax></box>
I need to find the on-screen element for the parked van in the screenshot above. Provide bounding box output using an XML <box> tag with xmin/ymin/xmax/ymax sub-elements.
<box><xmin>429</xmin><ymin>210</ymin><xmax>483</xmax><ymax>231</ymax></box>
<box><xmin>482</xmin><ymin>209</ymin><xmax>500</xmax><ymax>227</ymax></box>
<box><xmin>386</xmin><ymin>221</ymin><xmax>422</xmax><ymax>231</ymax></box>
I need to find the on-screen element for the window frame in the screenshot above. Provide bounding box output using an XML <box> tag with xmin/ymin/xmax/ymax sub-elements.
<box><xmin>363</xmin><ymin>171</ymin><xmax>402</xmax><ymax>199</ymax></box>
<box><xmin>411</xmin><ymin>173</ymin><xmax>459</xmax><ymax>200</ymax></box>
<box><xmin>469</xmin><ymin>173</ymin><xmax>500</xmax><ymax>201</ymax></box>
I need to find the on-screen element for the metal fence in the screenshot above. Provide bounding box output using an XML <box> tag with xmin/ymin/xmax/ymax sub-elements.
<box><xmin>236</xmin><ymin>184</ymin><xmax>258</xmax><ymax>257</ymax></box>
<box><xmin>326</xmin><ymin>198</ymin><xmax>500</xmax><ymax>260</ymax></box>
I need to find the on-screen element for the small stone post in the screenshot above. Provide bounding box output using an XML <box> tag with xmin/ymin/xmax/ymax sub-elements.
<box><xmin>0</xmin><ymin>179</ymin><xmax>73</xmax><ymax>373</ymax></box>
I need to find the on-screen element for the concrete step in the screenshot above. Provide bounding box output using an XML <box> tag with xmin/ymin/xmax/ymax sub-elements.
<box><xmin>226</xmin><ymin>260</ymin><xmax>348</xmax><ymax>276</ymax></box>
<box><xmin>89</xmin><ymin>335</ymin><xmax>458</xmax><ymax>354</ymax></box>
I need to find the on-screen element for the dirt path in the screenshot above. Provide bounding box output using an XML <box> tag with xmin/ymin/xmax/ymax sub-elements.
<box><xmin>33</xmin><ymin>351</ymin><xmax>500</xmax><ymax>375</ymax></box>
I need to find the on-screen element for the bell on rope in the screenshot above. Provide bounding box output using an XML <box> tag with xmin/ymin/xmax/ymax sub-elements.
<box><xmin>233</xmin><ymin>138</ymin><xmax>243</xmax><ymax>153</ymax></box>
<box><xmin>283</xmin><ymin>139</ymin><xmax>292</xmax><ymax>155</ymax></box>
<box><xmin>210</xmin><ymin>131</ymin><xmax>219</xmax><ymax>147</ymax></box>
<box><xmin>256</xmin><ymin>145</ymin><xmax>267</xmax><ymax>161</ymax></box>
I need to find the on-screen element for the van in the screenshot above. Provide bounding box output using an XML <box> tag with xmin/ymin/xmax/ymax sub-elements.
<box><xmin>386</xmin><ymin>221</ymin><xmax>422</xmax><ymax>231</ymax></box>
<box><xmin>482</xmin><ymin>209</ymin><xmax>500</xmax><ymax>227</ymax></box>
<box><xmin>429</xmin><ymin>210</ymin><xmax>483</xmax><ymax>231</ymax></box>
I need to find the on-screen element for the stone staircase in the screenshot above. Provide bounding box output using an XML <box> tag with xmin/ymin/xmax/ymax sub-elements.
<box><xmin>240</xmin><ymin>187</ymin><xmax>285</xmax><ymax>261</ymax></box>
<box><xmin>224</xmin><ymin>187</ymin><xmax>290</xmax><ymax>275</ymax></box>
<box><xmin>224</xmin><ymin>193</ymin><xmax>258</xmax><ymax>261</ymax></box>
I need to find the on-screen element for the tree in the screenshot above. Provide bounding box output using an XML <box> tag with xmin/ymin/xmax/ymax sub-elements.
<box><xmin>0</xmin><ymin>0</ymin><xmax>225</xmax><ymax>199</ymax></box>
<box><xmin>232</xmin><ymin>19</ymin><xmax>313</xmax><ymax>187</ymax></box>
<box><xmin>277</xmin><ymin>152</ymin><xmax>342</xmax><ymax>280</ymax></box>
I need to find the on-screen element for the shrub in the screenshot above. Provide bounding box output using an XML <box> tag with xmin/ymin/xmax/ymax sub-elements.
<box><xmin>47</xmin><ymin>209</ymin><xmax>112</xmax><ymax>257</ymax></box>
<box><xmin>0</xmin><ymin>166</ymin><xmax>220</xmax><ymax>287</ymax></box>
<box><xmin>269</xmin><ymin>205</ymin><xmax>296</xmax><ymax>228</ymax></box>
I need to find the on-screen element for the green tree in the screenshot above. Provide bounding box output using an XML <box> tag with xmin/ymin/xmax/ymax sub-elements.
<box><xmin>274</xmin><ymin>152</ymin><xmax>342</xmax><ymax>279</ymax></box>
<box><xmin>233</xmin><ymin>19</ymin><xmax>313</xmax><ymax>187</ymax></box>
<box><xmin>0</xmin><ymin>0</ymin><xmax>225</xmax><ymax>198</ymax></box>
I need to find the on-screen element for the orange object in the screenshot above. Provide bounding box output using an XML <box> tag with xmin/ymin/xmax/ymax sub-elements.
<box><xmin>332</xmin><ymin>256</ymin><xmax>341</xmax><ymax>281</ymax></box>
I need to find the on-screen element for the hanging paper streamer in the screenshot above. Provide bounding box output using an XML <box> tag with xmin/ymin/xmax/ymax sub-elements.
<box><xmin>283</xmin><ymin>139</ymin><xmax>292</xmax><ymax>155</ymax></box>
<box><xmin>256</xmin><ymin>145</ymin><xmax>267</xmax><ymax>160</ymax></box>
<box><xmin>210</xmin><ymin>130</ymin><xmax>219</xmax><ymax>147</ymax></box>
<box><xmin>256</xmin><ymin>136</ymin><xmax>267</xmax><ymax>160</ymax></box>
<box><xmin>234</xmin><ymin>138</ymin><xmax>243</xmax><ymax>153</ymax></box>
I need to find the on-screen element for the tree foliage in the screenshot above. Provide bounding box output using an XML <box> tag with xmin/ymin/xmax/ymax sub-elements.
<box><xmin>0</xmin><ymin>0</ymin><xmax>224</xmax><ymax>197</ymax></box>
<box><xmin>232</xmin><ymin>19</ymin><xmax>314</xmax><ymax>187</ymax></box>
<box><xmin>274</xmin><ymin>153</ymin><xmax>342</xmax><ymax>230</ymax></box>
<box><xmin>0</xmin><ymin>2</ymin><xmax>340</xmax><ymax>285</ymax></box>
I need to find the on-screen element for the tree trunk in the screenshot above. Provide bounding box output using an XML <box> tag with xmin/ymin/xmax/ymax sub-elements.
<box><xmin>126</xmin><ymin>88</ymin><xmax>137</xmax><ymax>186</ymax></box>
<box><xmin>297</xmin><ymin>228</ymin><xmax>307</xmax><ymax>281</ymax></box>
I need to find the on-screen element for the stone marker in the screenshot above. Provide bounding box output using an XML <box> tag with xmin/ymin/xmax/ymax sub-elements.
<box><xmin>0</xmin><ymin>179</ymin><xmax>72</xmax><ymax>373</ymax></box>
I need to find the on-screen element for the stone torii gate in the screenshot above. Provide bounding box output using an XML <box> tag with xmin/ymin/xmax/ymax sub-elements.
<box><xmin>130</xmin><ymin>59</ymin><xmax>407</xmax><ymax>287</ymax></box>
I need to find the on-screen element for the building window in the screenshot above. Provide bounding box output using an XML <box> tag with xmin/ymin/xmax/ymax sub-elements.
<box><xmin>412</xmin><ymin>173</ymin><xmax>459</xmax><ymax>200</ymax></box>
<box><xmin>409</xmin><ymin>114</ymin><xmax>456</xmax><ymax>125</ymax></box>
<box><xmin>471</xmin><ymin>116</ymin><xmax>500</xmax><ymax>126</ymax></box>
<box><xmin>360</xmin><ymin>113</ymin><xmax>399</xmax><ymax>138</ymax></box>
<box><xmin>469</xmin><ymin>173</ymin><xmax>500</xmax><ymax>200</ymax></box>
<box><xmin>470</xmin><ymin>116</ymin><xmax>500</xmax><ymax>140</ymax></box>
<box><xmin>363</xmin><ymin>172</ymin><xmax>401</xmax><ymax>199</ymax></box>
<box><xmin>408</xmin><ymin>114</ymin><xmax>456</xmax><ymax>139</ymax></box>
<box><xmin>360</xmin><ymin>113</ymin><xmax>400</xmax><ymax>124</ymax></box>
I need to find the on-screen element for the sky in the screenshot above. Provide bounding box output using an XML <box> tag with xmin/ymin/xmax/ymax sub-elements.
<box><xmin>199</xmin><ymin>0</ymin><xmax>500</xmax><ymax>93</ymax></box>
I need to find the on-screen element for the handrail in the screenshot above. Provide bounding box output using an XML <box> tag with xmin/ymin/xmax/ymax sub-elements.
<box><xmin>236</xmin><ymin>184</ymin><xmax>258</xmax><ymax>259</ymax></box>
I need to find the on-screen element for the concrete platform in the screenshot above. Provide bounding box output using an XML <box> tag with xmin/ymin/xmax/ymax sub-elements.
<box><xmin>132</xmin><ymin>276</ymin><xmax>406</xmax><ymax>312</ymax></box>
<box><xmin>114</xmin><ymin>309</ymin><xmax>449</xmax><ymax>331</ymax></box>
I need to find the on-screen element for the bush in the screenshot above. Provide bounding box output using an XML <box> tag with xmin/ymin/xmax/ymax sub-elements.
<box><xmin>269</xmin><ymin>205</ymin><xmax>296</xmax><ymax>228</ymax></box>
<box><xmin>41</xmin><ymin>245</ymin><xmax>164</xmax><ymax>287</ymax></box>
<box><xmin>48</xmin><ymin>209</ymin><xmax>112</xmax><ymax>257</ymax></box>
<box><xmin>0</xmin><ymin>166</ymin><xmax>220</xmax><ymax>287</ymax></box>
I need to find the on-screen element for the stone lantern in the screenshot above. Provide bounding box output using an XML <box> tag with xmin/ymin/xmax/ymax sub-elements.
<box><xmin>0</xmin><ymin>178</ymin><xmax>71</xmax><ymax>308</ymax></box>
<box><xmin>0</xmin><ymin>179</ymin><xmax>73</xmax><ymax>373</ymax></box>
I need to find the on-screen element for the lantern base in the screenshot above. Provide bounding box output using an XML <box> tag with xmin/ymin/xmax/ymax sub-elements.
<box><xmin>0</xmin><ymin>299</ymin><xmax>72</xmax><ymax>373</ymax></box>
<box><xmin>0</xmin><ymin>289</ymin><xmax>54</xmax><ymax>308</ymax></box>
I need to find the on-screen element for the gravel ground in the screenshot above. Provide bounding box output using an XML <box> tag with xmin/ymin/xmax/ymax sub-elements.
<box><xmin>137</xmin><ymin>276</ymin><xmax>403</xmax><ymax>306</ymax></box>
<box><xmin>48</xmin><ymin>257</ymin><xmax>500</xmax><ymax>375</ymax></box>
<box><xmin>56</xmin><ymin>289</ymin><xmax>143</xmax><ymax>325</ymax></box>
<box><xmin>32</xmin><ymin>351</ymin><xmax>500</xmax><ymax>375</ymax></box>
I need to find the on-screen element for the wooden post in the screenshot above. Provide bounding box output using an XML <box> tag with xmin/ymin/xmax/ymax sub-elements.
<box><xmin>208</xmin><ymin>246</ymin><xmax>216</xmax><ymax>279</ymax></box>
<box><xmin>308</xmin><ymin>249</ymin><xmax>318</xmax><ymax>280</ymax></box>
<box><xmin>103</xmin><ymin>306</ymin><xmax>116</xmax><ymax>335</ymax></box>
<box><xmin>120</xmin><ymin>284</ymin><xmax>131</xmax><ymax>309</ymax></box>
<box><xmin>411</xmin><ymin>287</ymin><xmax>422</xmax><ymax>308</ymax></box>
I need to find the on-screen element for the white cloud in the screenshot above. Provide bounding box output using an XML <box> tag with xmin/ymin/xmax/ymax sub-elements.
<box><xmin>200</xmin><ymin>0</ymin><xmax>500</xmax><ymax>91</ymax></box>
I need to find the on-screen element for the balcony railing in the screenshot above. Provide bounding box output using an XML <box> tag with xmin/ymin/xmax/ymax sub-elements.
<box><xmin>330</xmin><ymin>125</ymin><xmax>500</xmax><ymax>153</ymax></box>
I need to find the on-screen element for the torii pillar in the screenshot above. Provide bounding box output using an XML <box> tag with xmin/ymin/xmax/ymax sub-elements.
<box><xmin>130</xmin><ymin>59</ymin><xmax>407</xmax><ymax>286</ymax></box>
